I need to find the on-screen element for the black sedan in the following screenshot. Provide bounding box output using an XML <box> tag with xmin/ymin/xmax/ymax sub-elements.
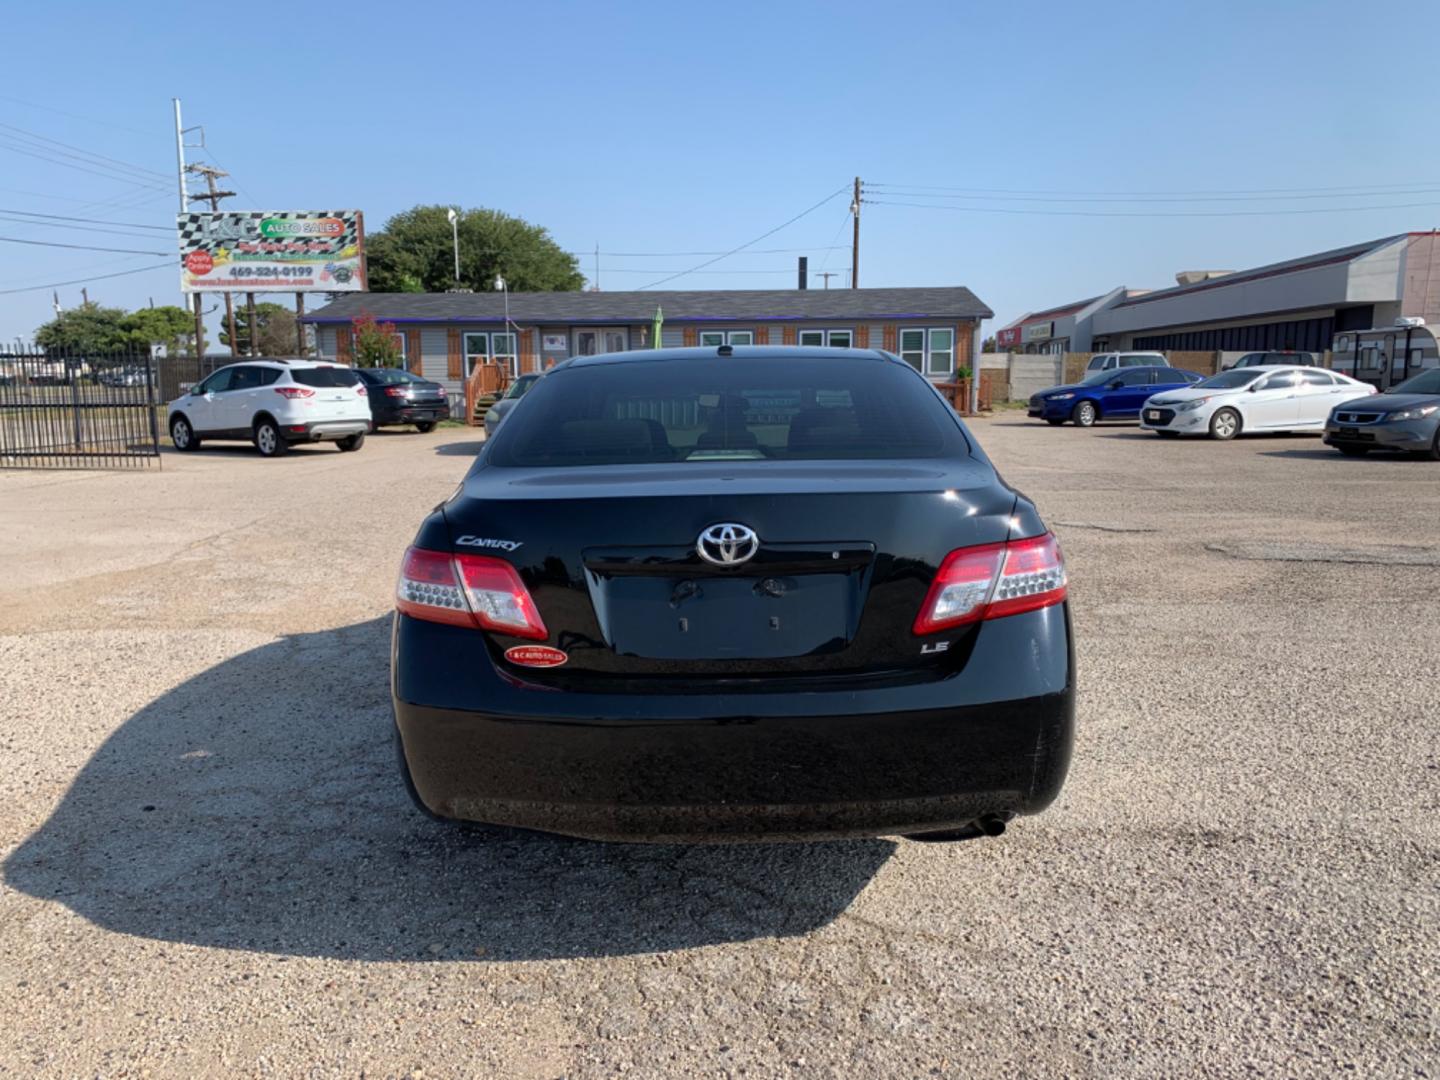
<box><xmin>356</xmin><ymin>368</ymin><xmax>451</xmax><ymax>431</ymax></box>
<box><xmin>391</xmin><ymin>346</ymin><xmax>1074</xmax><ymax>843</ymax></box>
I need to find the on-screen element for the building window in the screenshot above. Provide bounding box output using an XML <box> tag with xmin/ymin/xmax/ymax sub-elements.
<box><xmin>575</xmin><ymin>328</ymin><xmax>629</xmax><ymax>356</ymax></box>
<box><xmin>463</xmin><ymin>331</ymin><xmax>519</xmax><ymax>376</ymax></box>
<box><xmin>898</xmin><ymin>328</ymin><xmax>954</xmax><ymax>374</ymax></box>
<box><xmin>699</xmin><ymin>330</ymin><xmax>753</xmax><ymax>347</ymax></box>
<box><xmin>462</xmin><ymin>332</ymin><xmax>489</xmax><ymax>377</ymax></box>
<box><xmin>797</xmin><ymin>329</ymin><xmax>853</xmax><ymax>348</ymax></box>
<box><xmin>927</xmin><ymin>328</ymin><xmax>954</xmax><ymax>374</ymax></box>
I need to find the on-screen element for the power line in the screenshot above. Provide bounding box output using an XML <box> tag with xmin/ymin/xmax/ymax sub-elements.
<box><xmin>0</xmin><ymin>208</ymin><xmax>171</xmax><ymax>230</ymax></box>
<box><xmin>865</xmin><ymin>198</ymin><xmax>1440</xmax><ymax>219</ymax></box>
<box><xmin>596</xmin><ymin>267</ymin><xmax>806</xmax><ymax>275</ymax></box>
<box><xmin>0</xmin><ymin>121</ymin><xmax>169</xmax><ymax>181</ymax></box>
<box><xmin>868</xmin><ymin>180</ymin><xmax>1440</xmax><ymax>197</ymax></box>
<box><xmin>0</xmin><ymin>234</ymin><xmax>170</xmax><ymax>255</ymax></box>
<box><xmin>0</xmin><ymin>215</ymin><xmax>168</xmax><ymax>240</ymax></box>
<box><xmin>0</xmin><ymin>93</ymin><xmax>155</xmax><ymax>139</ymax></box>
<box><xmin>867</xmin><ymin>185</ymin><xmax>1440</xmax><ymax>205</ymax></box>
<box><xmin>580</xmin><ymin>245</ymin><xmax>850</xmax><ymax>258</ymax></box>
<box><xmin>0</xmin><ymin>137</ymin><xmax>168</xmax><ymax>191</ymax></box>
<box><xmin>635</xmin><ymin>186</ymin><xmax>850</xmax><ymax>290</ymax></box>
<box><xmin>0</xmin><ymin>259</ymin><xmax>172</xmax><ymax>297</ymax></box>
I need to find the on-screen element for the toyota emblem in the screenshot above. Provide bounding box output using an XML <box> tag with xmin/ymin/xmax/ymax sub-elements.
<box><xmin>697</xmin><ymin>523</ymin><xmax>760</xmax><ymax>566</ymax></box>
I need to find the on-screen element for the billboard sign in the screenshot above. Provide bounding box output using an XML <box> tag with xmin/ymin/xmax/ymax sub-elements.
<box><xmin>996</xmin><ymin>325</ymin><xmax>1022</xmax><ymax>348</ymax></box>
<box><xmin>1022</xmin><ymin>320</ymin><xmax>1054</xmax><ymax>343</ymax></box>
<box><xmin>177</xmin><ymin>210</ymin><xmax>366</xmax><ymax>292</ymax></box>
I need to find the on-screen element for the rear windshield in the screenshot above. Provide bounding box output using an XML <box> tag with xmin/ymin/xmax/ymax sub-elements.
<box><xmin>1198</xmin><ymin>369</ymin><xmax>1264</xmax><ymax>389</ymax></box>
<box><xmin>292</xmin><ymin>366</ymin><xmax>361</xmax><ymax>388</ymax></box>
<box><xmin>485</xmin><ymin>357</ymin><xmax>967</xmax><ymax>467</ymax></box>
<box><xmin>363</xmin><ymin>368</ymin><xmax>420</xmax><ymax>385</ymax></box>
<box><xmin>503</xmin><ymin>374</ymin><xmax>541</xmax><ymax>400</ymax></box>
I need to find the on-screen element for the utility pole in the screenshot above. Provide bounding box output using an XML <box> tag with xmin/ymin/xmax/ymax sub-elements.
<box><xmin>851</xmin><ymin>176</ymin><xmax>862</xmax><ymax>290</ymax></box>
<box><xmin>186</xmin><ymin>163</ymin><xmax>240</xmax><ymax>357</ymax></box>
<box><xmin>173</xmin><ymin>99</ymin><xmax>205</xmax><ymax>358</ymax></box>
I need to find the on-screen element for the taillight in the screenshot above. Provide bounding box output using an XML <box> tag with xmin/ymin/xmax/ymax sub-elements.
<box><xmin>383</xmin><ymin>387</ymin><xmax>408</xmax><ymax>397</ymax></box>
<box><xmin>395</xmin><ymin>546</ymin><xmax>548</xmax><ymax>639</ymax></box>
<box><xmin>912</xmin><ymin>532</ymin><xmax>1066</xmax><ymax>635</ymax></box>
<box><xmin>274</xmin><ymin>386</ymin><xmax>315</xmax><ymax>399</ymax></box>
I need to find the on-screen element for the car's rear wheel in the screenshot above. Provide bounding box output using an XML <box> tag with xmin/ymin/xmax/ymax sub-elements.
<box><xmin>1337</xmin><ymin>444</ymin><xmax>1370</xmax><ymax>457</ymax></box>
<box><xmin>1209</xmin><ymin>408</ymin><xmax>1241</xmax><ymax>440</ymax></box>
<box><xmin>254</xmin><ymin>419</ymin><xmax>288</xmax><ymax>457</ymax></box>
<box><xmin>1072</xmin><ymin>401</ymin><xmax>1097</xmax><ymax>427</ymax></box>
<box><xmin>337</xmin><ymin>432</ymin><xmax>365</xmax><ymax>452</ymax></box>
<box><xmin>415</xmin><ymin>421</ymin><xmax>436</xmax><ymax>433</ymax></box>
<box><xmin>1045</xmin><ymin>418</ymin><xmax>1064</xmax><ymax>427</ymax></box>
<box><xmin>170</xmin><ymin>415</ymin><xmax>199</xmax><ymax>452</ymax></box>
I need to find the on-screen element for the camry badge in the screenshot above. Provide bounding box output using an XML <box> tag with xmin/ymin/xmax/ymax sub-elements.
<box><xmin>697</xmin><ymin>523</ymin><xmax>760</xmax><ymax>566</ymax></box>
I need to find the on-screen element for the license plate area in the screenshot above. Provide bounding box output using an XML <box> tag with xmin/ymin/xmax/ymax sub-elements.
<box><xmin>600</xmin><ymin>573</ymin><xmax>854</xmax><ymax>660</ymax></box>
<box><xmin>1146</xmin><ymin>410</ymin><xmax>1161</xmax><ymax>420</ymax></box>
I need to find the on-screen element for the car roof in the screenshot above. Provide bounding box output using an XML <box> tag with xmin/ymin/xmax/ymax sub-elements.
<box><xmin>563</xmin><ymin>345</ymin><xmax>893</xmax><ymax>369</ymax></box>
<box><xmin>214</xmin><ymin>358</ymin><xmax>346</xmax><ymax>371</ymax></box>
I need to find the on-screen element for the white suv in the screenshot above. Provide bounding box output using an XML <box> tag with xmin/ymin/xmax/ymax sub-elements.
<box><xmin>168</xmin><ymin>360</ymin><xmax>371</xmax><ymax>457</ymax></box>
<box><xmin>1086</xmin><ymin>351</ymin><xmax>1170</xmax><ymax>372</ymax></box>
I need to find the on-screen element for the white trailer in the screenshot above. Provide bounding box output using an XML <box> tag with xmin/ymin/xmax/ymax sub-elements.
<box><xmin>1330</xmin><ymin>319</ymin><xmax>1439</xmax><ymax>391</ymax></box>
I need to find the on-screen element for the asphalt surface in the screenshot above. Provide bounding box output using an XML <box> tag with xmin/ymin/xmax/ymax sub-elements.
<box><xmin>1</xmin><ymin>419</ymin><xmax>1436</xmax><ymax>1078</ymax></box>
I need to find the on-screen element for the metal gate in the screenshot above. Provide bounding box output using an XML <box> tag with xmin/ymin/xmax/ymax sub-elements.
<box><xmin>0</xmin><ymin>349</ymin><xmax>162</xmax><ymax>470</ymax></box>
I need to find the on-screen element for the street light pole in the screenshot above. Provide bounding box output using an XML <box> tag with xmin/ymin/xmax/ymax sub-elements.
<box><xmin>447</xmin><ymin>208</ymin><xmax>460</xmax><ymax>286</ymax></box>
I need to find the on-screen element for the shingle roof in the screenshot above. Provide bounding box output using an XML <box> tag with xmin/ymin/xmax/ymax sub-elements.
<box><xmin>302</xmin><ymin>286</ymin><xmax>992</xmax><ymax>325</ymax></box>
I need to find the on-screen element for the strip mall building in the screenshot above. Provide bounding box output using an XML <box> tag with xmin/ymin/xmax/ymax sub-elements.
<box><xmin>998</xmin><ymin>231</ymin><xmax>1440</xmax><ymax>356</ymax></box>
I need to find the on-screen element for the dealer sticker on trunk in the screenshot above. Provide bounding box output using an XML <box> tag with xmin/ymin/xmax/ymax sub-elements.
<box><xmin>504</xmin><ymin>645</ymin><xmax>568</xmax><ymax>668</ymax></box>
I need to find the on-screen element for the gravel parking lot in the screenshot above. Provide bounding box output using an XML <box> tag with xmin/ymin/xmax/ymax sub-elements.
<box><xmin>1</xmin><ymin>421</ymin><xmax>1436</xmax><ymax>1078</ymax></box>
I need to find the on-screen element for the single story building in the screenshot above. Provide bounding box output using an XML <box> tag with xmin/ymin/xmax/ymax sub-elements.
<box><xmin>302</xmin><ymin>287</ymin><xmax>992</xmax><ymax>400</ymax></box>
<box><xmin>1090</xmin><ymin>232</ymin><xmax>1440</xmax><ymax>353</ymax></box>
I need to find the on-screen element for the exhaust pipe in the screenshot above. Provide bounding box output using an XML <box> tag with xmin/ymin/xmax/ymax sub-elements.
<box><xmin>903</xmin><ymin>812</ymin><xmax>1013</xmax><ymax>843</ymax></box>
<box><xmin>977</xmin><ymin>814</ymin><xmax>1007</xmax><ymax>837</ymax></box>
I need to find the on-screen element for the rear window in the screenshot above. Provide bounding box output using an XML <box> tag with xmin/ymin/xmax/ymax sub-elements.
<box><xmin>292</xmin><ymin>366</ymin><xmax>361</xmax><ymax>388</ymax></box>
<box><xmin>363</xmin><ymin>368</ymin><xmax>420</xmax><ymax>385</ymax></box>
<box><xmin>486</xmin><ymin>357</ymin><xmax>967</xmax><ymax>467</ymax></box>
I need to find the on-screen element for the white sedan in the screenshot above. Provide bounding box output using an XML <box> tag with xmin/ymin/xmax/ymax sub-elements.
<box><xmin>1139</xmin><ymin>365</ymin><xmax>1375</xmax><ymax>440</ymax></box>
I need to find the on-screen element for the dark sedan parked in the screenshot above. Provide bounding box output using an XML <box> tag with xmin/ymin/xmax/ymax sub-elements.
<box><xmin>1028</xmin><ymin>365</ymin><xmax>1204</xmax><ymax>426</ymax></box>
<box><xmin>392</xmin><ymin>346</ymin><xmax>1075</xmax><ymax>843</ymax></box>
<box><xmin>482</xmin><ymin>372</ymin><xmax>542</xmax><ymax>436</ymax></box>
<box><xmin>356</xmin><ymin>368</ymin><xmax>451</xmax><ymax>431</ymax></box>
<box><xmin>1324</xmin><ymin>367</ymin><xmax>1440</xmax><ymax>459</ymax></box>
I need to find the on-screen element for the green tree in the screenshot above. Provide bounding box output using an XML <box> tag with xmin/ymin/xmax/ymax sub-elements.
<box><xmin>220</xmin><ymin>302</ymin><xmax>301</xmax><ymax>356</ymax></box>
<box><xmin>351</xmin><ymin>311</ymin><xmax>403</xmax><ymax>367</ymax></box>
<box><xmin>35</xmin><ymin>301</ymin><xmax>129</xmax><ymax>354</ymax></box>
<box><xmin>121</xmin><ymin>306</ymin><xmax>196</xmax><ymax>356</ymax></box>
<box><xmin>365</xmin><ymin>205</ymin><xmax>584</xmax><ymax>294</ymax></box>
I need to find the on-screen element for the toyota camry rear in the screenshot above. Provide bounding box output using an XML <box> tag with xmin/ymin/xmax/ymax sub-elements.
<box><xmin>392</xmin><ymin>346</ymin><xmax>1074</xmax><ymax>842</ymax></box>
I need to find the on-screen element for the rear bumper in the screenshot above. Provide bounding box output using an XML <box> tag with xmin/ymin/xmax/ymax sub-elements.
<box><xmin>392</xmin><ymin>605</ymin><xmax>1076</xmax><ymax>842</ymax></box>
<box><xmin>372</xmin><ymin>401</ymin><xmax>451</xmax><ymax>425</ymax></box>
<box><xmin>289</xmin><ymin>420</ymin><xmax>368</xmax><ymax>442</ymax></box>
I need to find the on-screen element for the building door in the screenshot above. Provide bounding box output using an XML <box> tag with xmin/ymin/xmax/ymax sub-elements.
<box><xmin>574</xmin><ymin>328</ymin><xmax>628</xmax><ymax>356</ymax></box>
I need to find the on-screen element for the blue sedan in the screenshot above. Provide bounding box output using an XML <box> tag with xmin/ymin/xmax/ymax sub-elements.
<box><xmin>1028</xmin><ymin>366</ymin><xmax>1205</xmax><ymax>427</ymax></box>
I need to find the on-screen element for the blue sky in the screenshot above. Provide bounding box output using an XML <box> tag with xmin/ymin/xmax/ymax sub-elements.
<box><xmin>3</xmin><ymin>0</ymin><xmax>1439</xmax><ymax>344</ymax></box>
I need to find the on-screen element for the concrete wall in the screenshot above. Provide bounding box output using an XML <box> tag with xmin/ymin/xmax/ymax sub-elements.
<box><xmin>1010</xmin><ymin>354</ymin><xmax>1064</xmax><ymax>401</ymax></box>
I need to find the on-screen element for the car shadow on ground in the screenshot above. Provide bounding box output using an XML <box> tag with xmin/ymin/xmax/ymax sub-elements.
<box><xmin>434</xmin><ymin>440</ymin><xmax>487</xmax><ymax>456</ymax></box>
<box><xmin>2</xmin><ymin>617</ymin><xmax>893</xmax><ymax>963</ymax></box>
